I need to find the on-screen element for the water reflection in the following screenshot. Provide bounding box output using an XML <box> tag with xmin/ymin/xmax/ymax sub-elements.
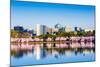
<box><xmin>11</xmin><ymin>42</ymin><xmax>95</xmax><ymax>66</ymax></box>
<box><xmin>11</xmin><ymin>42</ymin><xmax>95</xmax><ymax>58</ymax></box>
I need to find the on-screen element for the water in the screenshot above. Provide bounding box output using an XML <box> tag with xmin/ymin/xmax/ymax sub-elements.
<box><xmin>11</xmin><ymin>42</ymin><xmax>95</xmax><ymax>66</ymax></box>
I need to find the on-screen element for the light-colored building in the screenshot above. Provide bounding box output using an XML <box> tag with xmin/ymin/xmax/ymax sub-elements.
<box><xmin>84</xmin><ymin>28</ymin><xmax>94</xmax><ymax>32</ymax></box>
<box><xmin>47</xmin><ymin>27</ymin><xmax>52</xmax><ymax>34</ymax></box>
<box><xmin>47</xmin><ymin>27</ymin><xmax>59</xmax><ymax>34</ymax></box>
<box><xmin>52</xmin><ymin>28</ymin><xmax>59</xmax><ymax>33</ymax></box>
<box><xmin>36</xmin><ymin>24</ymin><xmax>47</xmax><ymax>36</ymax></box>
<box><xmin>65</xmin><ymin>26</ymin><xmax>73</xmax><ymax>32</ymax></box>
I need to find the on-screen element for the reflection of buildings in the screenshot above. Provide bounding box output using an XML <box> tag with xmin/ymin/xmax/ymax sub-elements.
<box><xmin>34</xmin><ymin>45</ymin><xmax>47</xmax><ymax>60</ymax></box>
<box><xmin>65</xmin><ymin>51</ymin><xmax>73</xmax><ymax>57</ymax></box>
<box><xmin>51</xmin><ymin>50</ymin><xmax>59</xmax><ymax>58</ymax></box>
<box><xmin>36</xmin><ymin>24</ymin><xmax>47</xmax><ymax>36</ymax></box>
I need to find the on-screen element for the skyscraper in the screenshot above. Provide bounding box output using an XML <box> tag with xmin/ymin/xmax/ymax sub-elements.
<box><xmin>36</xmin><ymin>24</ymin><xmax>47</xmax><ymax>36</ymax></box>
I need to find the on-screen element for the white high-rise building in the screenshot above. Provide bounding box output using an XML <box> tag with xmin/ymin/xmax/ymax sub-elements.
<box><xmin>36</xmin><ymin>24</ymin><xmax>47</xmax><ymax>36</ymax></box>
<box><xmin>36</xmin><ymin>24</ymin><xmax>41</xmax><ymax>36</ymax></box>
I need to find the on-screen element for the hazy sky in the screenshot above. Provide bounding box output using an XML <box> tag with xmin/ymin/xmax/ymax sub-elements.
<box><xmin>11</xmin><ymin>0</ymin><xmax>95</xmax><ymax>30</ymax></box>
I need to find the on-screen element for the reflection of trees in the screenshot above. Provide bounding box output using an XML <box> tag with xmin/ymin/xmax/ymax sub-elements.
<box><xmin>11</xmin><ymin>42</ymin><xmax>95</xmax><ymax>59</ymax></box>
<box><xmin>46</xmin><ymin>46</ymin><xmax>95</xmax><ymax>57</ymax></box>
<box><xmin>11</xmin><ymin>49</ymin><xmax>33</xmax><ymax>58</ymax></box>
<box><xmin>44</xmin><ymin>41</ymin><xmax>95</xmax><ymax>56</ymax></box>
<box><xmin>11</xmin><ymin>50</ymin><xmax>23</xmax><ymax>58</ymax></box>
<box><xmin>41</xmin><ymin>47</ymin><xmax>47</xmax><ymax>59</ymax></box>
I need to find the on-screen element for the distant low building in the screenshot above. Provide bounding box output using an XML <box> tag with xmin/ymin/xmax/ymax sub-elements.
<box><xmin>84</xmin><ymin>28</ymin><xmax>94</xmax><ymax>32</ymax></box>
<box><xmin>74</xmin><ymin>27</ymin><xmax>83</xmax><ymax>32</ymax></box>
<box><xmin>47</xmin><ymin>27</ymin><xmax>52</xmax><ymax>34</ymax></box>
<box><xmin>52</xmin><ymin>28</ymin><xmax>59</xmax><ymax>34</ymax></box>
<box><xmin>65</xmin><ymin>26</ymin><xmax>73</xmax><ymax>32</ymax></box>
<box><xmin>14</xmin><ymin>26</ymin><xmax>24</xmax><ymax>32</ymax></box>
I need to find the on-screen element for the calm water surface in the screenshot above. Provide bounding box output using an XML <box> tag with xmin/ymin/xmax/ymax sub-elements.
<box><xmin>11</xmin><ymin>42</ymin><xmax>95</xmax><ymax>66</ymax></box>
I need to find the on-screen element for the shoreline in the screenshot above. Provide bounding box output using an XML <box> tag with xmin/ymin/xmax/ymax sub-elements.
<box><xmin>11</xmin><ymin>36</ymin><xmax>95</xmax><ymax>44</ymax></box>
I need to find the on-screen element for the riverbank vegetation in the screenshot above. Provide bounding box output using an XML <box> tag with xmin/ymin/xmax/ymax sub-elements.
<box><xmin>11</xmin><ymin>29</ymin><xmax>95</xmax><ymax>39</ymax></box>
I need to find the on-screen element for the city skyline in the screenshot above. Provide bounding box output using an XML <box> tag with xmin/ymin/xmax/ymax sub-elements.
<box><xmin>12</xmin><ymin>24</ymin><xmax>95</xmax><ymax>37</ymax></box>
<box><xmin>11</xmin><ymin>1</ymin><xmax>95</xmax><ymax>30</ymax></box>
<box><xmin>12</xmin><ymin>24</ymin><xmax>95</xmax><ymax>31</ymax></box>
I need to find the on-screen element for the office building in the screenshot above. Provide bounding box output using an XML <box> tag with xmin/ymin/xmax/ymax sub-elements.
<box><xmin>36</xmin><ymin>24</ymin><xmax>47</xmax><ymax>36</ymax></box>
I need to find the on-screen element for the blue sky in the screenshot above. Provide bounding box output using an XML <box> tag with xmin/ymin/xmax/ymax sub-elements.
<box><xmin>11</xmin><ymin>0</ymin><xmax>95</xmax><ymax>30</ymax></box>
